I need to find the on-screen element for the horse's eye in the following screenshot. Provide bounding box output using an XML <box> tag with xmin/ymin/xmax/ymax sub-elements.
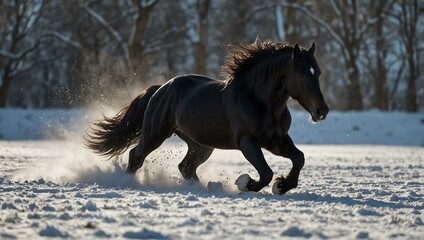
<box><xmin>309</xmin><ymin>67</ymin><xmax>315</xmax><ymax>76</ymax></box>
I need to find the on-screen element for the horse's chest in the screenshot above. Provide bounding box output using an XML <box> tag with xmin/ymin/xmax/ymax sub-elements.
<box><xmin>259</xmin><ymin>122</ymin><xmax>286</xmax><ymax>147</ymax></box>
<box><xmin>259</xmin><ymin>112</ymin><xmax>290</xmax><ymax>147</ymax></box>
<box><xmin>252</xmin><ymin>118</ymin><xmax>287</xmax><ymax>147</ymax></box>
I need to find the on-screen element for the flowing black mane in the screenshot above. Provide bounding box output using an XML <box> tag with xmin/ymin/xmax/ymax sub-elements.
<box><xmin>222</xmin><ymin>39</ymin><xmax>293</xmax><ymax>88</ymax></box>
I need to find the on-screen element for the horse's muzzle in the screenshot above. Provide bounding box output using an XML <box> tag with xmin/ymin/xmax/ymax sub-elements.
<box><xmin>311</xmin><ymin>105</ymin><xmax>329</xmax><ymax>122</ymax></box>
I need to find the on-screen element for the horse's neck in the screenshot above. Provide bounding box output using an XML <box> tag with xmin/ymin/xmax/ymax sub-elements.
<box><xmin>258</xmin><ymin>75</ymin><xmax>288</xmax><ymax>101</ymax></box>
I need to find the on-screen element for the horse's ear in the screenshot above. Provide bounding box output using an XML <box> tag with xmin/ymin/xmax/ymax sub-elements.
<box><xmin>308</xmin><ymin>42</ymin><xmax>315</xmax><ymax>55</ymax></box>
<box><xmin>293</xmin><ymin>44</ymin><xmax>300</xmax><ymax>60</ymax></box>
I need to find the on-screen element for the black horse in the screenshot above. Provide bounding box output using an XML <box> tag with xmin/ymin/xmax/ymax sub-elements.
<box><xmin>86</xmin><ymin>39</ymin><xmax>329</xmax><ymax>194</ymax></box>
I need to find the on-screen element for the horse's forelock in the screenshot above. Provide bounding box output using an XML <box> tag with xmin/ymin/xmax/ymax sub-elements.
<box><xmin>294</xmin><ymin>53</ymin><xmax>321</xmax><ymax>76</ymax></box>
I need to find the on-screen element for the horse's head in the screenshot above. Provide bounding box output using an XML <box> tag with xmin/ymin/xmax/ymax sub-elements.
<box><xmin>287</xmin><ymin>43</ymin><xmax>329</xmax><ymax>122</ymax></box>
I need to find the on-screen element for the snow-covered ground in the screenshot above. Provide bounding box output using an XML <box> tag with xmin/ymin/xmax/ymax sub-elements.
<box><xmin>0</xmin><ymin>109</ymin><xmax>423</xmax><ymax>239</ymax></box>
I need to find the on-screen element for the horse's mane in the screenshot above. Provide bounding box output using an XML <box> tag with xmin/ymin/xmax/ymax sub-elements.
<box><xmin>222</xmin><ymin>38</ymin><xmax>293</xmax><ymax>89</ymax></box>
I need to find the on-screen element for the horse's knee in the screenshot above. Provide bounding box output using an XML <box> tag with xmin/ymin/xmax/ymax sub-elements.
<box><xmin>291</xmin><ymin>151</ymin><xmax>305</xmax><ymax>170</ymax></box>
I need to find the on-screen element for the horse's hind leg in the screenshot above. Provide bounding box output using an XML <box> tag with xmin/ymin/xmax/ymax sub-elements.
<box><xmin>178</xmin><ymin>138</ymin><xmax>214</xmax><ymax>181</ymax></box>
<box><xmin>127</xmin><ymin>125</ymin><xmax>172</xmax><ymax>174</ymax></box>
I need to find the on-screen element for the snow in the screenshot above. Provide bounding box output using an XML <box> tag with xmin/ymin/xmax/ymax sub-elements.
<box><xmin>0</xmin><ymin>108</ymin><xmax>423</xmax><ymax>239</ymax></box>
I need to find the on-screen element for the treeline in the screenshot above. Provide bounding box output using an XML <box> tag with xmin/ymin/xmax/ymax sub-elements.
<box><xmin>0</xmin><ymin>0</ymin><xmax>422</xmax><ymax>111</ymax></box>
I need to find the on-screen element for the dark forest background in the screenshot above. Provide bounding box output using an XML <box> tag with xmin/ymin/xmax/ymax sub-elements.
<box><xmin>0</xmin><ymin>0</ymin><xmax>423</xmax><ymax>111</ymax></box>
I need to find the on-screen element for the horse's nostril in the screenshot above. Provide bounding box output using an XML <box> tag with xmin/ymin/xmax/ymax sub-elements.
<box><xmin>316</xmin><ymin>107</ymin><xmax>328</xmax><ymax>120</ymax></box>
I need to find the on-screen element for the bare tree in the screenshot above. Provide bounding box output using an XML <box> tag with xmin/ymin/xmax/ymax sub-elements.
<box><xmin>364</xmin><ymin>0</ymin><xmax>396</xmax><ymax>110</ymax></box>
<box><xmin>394</xmin><ymin>0</ymin><xmax>421</xmax><ymax>112</ymax></box>
<box><xmin>0</xmin><ymin>0</ymin><xmax>45</xmax><ymax>107</ymax></box>
<box><xmin>81</xmin><ymin>0</ymin><xmax>158</xmax><ymax>77</ymax></box>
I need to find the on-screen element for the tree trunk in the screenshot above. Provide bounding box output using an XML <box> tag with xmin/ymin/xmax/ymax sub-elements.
<box><xmin>406</xmin><ymin>38</ymin><xmax>417</xmax><ymax>112</ymax></box>
<box><xmin>374</xmin><ymin>3</ymin><xmax>388</xmax><ymax>110</ymax></box>
<box><xmin>0</xmin><ymin>76</ymin><xmax>12</xmax><ymax>108</ymax></box>
<box><xmin>374</xmin><ymin>60</ymin><xmax>388</xmax><ymax>110</ymax></box>
<box><xmin>283</xmin><ymin>0</ymin><xmax>299</xmax><ymax>43</ymax></box>
<box><xmin>194</xmin><ymin>24</ymin><xmax>207</xmax><ymax>75</ymax></box>
<box><xmin>194</xmin><ymin>0</ymin><xmax>210</xmax><ymax>75</ymax></box>
<box><xmin>128</xmin><ymin>1</ymin><xmax>157</xmax><ymax>79</ymax></box>
<box><xmin>346</xmin><ymin>63</ymin><xmax>364</xmax><ymax>110</ymax></box>
<box><xmin>403</xmin><ymin>0</ymin><xmax>418</xmax><ymax>112</ymax></box>
<box><xmin>345</xmin><ymin>45</ymin><xmax>363</xmax><ymax>110</ymax></box>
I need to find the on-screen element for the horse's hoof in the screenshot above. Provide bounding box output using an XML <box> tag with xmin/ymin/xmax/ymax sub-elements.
<box><xmin>235</xmin><ymin>174</ymin><xmax>252</xmax><ymax>192</ymax></box>
<box><xmin>272</xmin><ymin>177</ymin><xmax>286</xmax><ymax>195</ymax></box>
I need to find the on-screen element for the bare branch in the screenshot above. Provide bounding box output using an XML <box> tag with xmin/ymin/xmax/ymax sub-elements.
<box><xmin>43</xmin><ymin>31</ymin><xmax>81</xmax><ymax>49</ymax></box>
<box><xmin>326</xmin><ymin>0</ymin><xmax>342</xmax><ymax>18</ymax></box>
<box><xmin>389</xmin><ymin>56</ymin><xmax>406</xmax><ymax>99</ymax></box>
<box><xmin>9</xmin><ymin>56</ymin><xmax>57</xmax><ymax>79</ymax></box>
<box><xmin>0</xmin><ymin>40</ymin><xmax>41</xmax><ymax>61</ymax></box>
<box><xmin>149</xmin><ymin>26</ymin><xmax>187</xmax><ymax>44</ymax></box>
<box><xmin>143</xmin><ymin>42</ymin><xmax>183</xmax><ymax>55</ymax></box>
<box><xmin>279</xmin><ymin>2</ymin><xmax>345</xmax><ymax>48</ymax></box>
<box><xmin>0</xmin><ymin>50</ymin><xmax>20</xmax><ymax>60</ymax></box>
<box><xmin>356</xmin><ymin>2</ymin><xmax>395</xmax><ymax>40</ymax></box>
<box><xmin>141</xmin><ymin>0</ymin><xmax>158</xmax><ymax>8</ymax></box>
<box><xmin>242</xmin><ymin>3</ymin><xmax>274</xmax><ymax>23</ymax></box>
<box><xmin>20</xmin><ymin>0</ymin><xmax>44</xmax><ymax>38</ymax></box>
<box><xmin>82</xmin><ymin>3</ymin><xmax>130</xmax><ymax>67</ymax></box>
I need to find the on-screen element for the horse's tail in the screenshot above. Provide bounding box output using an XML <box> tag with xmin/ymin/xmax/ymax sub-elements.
<box><xmin>85</xmin><ymin>85</ymin><xmax>161</xmax><ymax>158</ymax></box>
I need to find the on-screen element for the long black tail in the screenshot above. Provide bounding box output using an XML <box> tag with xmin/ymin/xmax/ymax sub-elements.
<box><xmin>85</xmin><ymin>85</ymin><xmax>161</xmax><ymax>158</ymax></box>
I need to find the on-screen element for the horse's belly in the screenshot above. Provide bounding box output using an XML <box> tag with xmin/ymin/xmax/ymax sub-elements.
<box><xmin>178</xmin><ymin>123</ymin><xmax>236</xmax><ymax>149</ymax></box>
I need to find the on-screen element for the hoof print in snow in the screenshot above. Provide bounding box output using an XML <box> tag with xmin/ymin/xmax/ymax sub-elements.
<box><xmin>207</xmin><ymin>181</ymin><xmax>224</xmax><ymax>192</ymax></box>
<box><xmin>356</xmin><ymin>231</ymin><xmax>369</xmax><ymax>239</ymax></box>
<box><xmin>123</xmin><ymin>228</ymin><xmax>167</xmax><ymax>239</ymax></box>
<box><xmin>235</xmin><ymin>174</ymin><xmax>252</xmax><ymax>192</ymax></box>
<box><xmin>83</xmin><ymin>222</ymin><xmax>97</xmax><ymax>229</ymax></box>
<box><xmin>281</xmin><ymin>226</ymin><xmax>312</xmax><ymax>238</ymax></box>
<box><xmin>84</xmin><ymin>200</ymin><xmax>98</xmax><ymax>211</ymax></box>
<box><xmin>39</xmin><ymin>226</ymin><xmax>68</xmax><ymax>238</ymax></box>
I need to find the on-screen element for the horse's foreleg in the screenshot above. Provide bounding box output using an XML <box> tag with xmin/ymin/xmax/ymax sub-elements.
<box><xmin>268</xmin><ymin>134</ymin><xmax>305</xmax><ymax>194</ymax></box>
<box><xmin>235</xmin><ymin>136</ymin><xmax>273</xmax><ymax>192</ymax></box>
